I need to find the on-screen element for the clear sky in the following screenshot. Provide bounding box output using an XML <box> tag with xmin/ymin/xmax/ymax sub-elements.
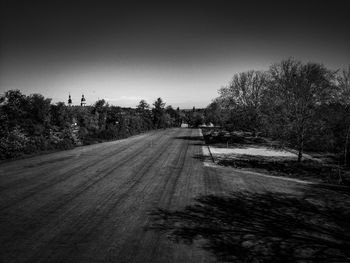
<box><xmin>1</xmin><ymin>0</ymin><xmax>349</xmax><ymax>108</ymax></box>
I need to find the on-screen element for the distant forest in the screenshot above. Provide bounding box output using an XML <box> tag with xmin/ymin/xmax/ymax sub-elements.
<box><xmin>1</xmin><ymin>58</ymin><xmax>349</xmax><ymax>164</ymax></box>
<box><xmin>0</xmin><ymin>92</ymin><xmax>203</xmax><ymax>159</ymax></box>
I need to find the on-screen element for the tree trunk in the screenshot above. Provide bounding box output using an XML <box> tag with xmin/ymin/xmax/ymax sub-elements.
<box><xmin>344</xmin><ymin>124</ymin><xmax>350</xmax><ymax>167</ymax></box>
<box><xmin>297</xmin><ymin>144</ymin><xmax>303</xmax><ymax>162</ymax></box>
<box><xmin>297</xmin><ymin>128</ymin><xmax>304</xmax><ymax>163</ymax></box>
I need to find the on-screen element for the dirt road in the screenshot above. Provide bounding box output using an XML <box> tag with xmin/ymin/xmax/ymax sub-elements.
<box><xmin>0</xmin><ymin>128</ymin><xmax>348</xmax><ymax>262</ymax></box>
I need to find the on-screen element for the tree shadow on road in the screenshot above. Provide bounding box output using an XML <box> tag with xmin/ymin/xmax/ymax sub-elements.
<box><xmin>148</xmin><ymin>191</ymin><xmax>350</xmax><ymax>262</ymax></box>
<box><xmin>193</xmin><ymin>154</ymin><xmax>214</xmax><ymax>163</ymax></box>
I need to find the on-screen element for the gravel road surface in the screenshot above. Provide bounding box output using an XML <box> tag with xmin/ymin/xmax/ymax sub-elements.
<box><xmin>0</xmin><ymin>128</ymin><xmax>345</xmax><ymax>262</ymax></box>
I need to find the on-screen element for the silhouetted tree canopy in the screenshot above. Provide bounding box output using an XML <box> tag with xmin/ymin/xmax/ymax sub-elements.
<box><xmin>0</xmin><ymin>92</ymin><xmax>180</xmax><ymax>159</ymax></box>
<box><xmin>205</xmin><ymin>58</ymin><xmax>349</xmax><ymax>164</ymax></box>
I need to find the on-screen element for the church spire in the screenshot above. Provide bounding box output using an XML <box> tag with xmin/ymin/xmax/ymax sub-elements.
<box><xmin>81</xmin><ymin>94</ymin><xmax>86</xmax><ymax>106</ymax></box>
<box><xmin>68</xmin><ymin>93</ymin><xmax>72</xmax><ymax>106</ymax></box>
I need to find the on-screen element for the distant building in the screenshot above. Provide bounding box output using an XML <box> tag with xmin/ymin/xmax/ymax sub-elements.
<box><xmin>68</xmin><ymin>94</ymin><xmax>72</xmax><ymax>106</ymax></box>
<box><xmin>199</xmin><ymin>123</ymin><xmax>214</xmax><ymax>128</ymax></box>
<box><xmin>81</xmin><ymin>94</ymin><xmax>86</xmax><ymax>106</ymax></box>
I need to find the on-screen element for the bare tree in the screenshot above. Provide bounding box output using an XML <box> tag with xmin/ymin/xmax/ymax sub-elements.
<box><xmin>337</xmin><ymin>67</ymin><xmax>350</xmax><ymax>166</ymax></box>
<box><xmin>218</xmin><ymin>70</ymin><xmax>268</xmax><ymax>134</ymax></box>
<box><xmin>267</xmin><ymin>58</ymin><xmax>336</xmax><ymax>162</ymax></box>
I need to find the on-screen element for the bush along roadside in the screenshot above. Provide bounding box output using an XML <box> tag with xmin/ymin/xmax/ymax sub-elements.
<box><xmin>0</xmin><ymin>91</ymin><xmax>183</xmax><ymax>160</ymax></box>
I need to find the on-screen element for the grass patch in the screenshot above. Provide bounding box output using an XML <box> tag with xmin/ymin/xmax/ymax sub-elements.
<box><xmin>202</xmin><ymin>128</ymin><xmax>350</xmax><ymax>186</ymax></box>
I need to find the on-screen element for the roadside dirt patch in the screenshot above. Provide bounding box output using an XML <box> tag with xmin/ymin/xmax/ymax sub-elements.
<box><xmin>210</xmin><ymin>146</ymin><xmax>297</xmax><ymax>158</ymax></box>
<box><xmin>214</xmin><ymin>152</ymin><xmax>349</xmax><ymax>186</ymax></box>
<box><xmin>205</xmin><ymin>141</ymin><xmax>348</xmax><ymax>186</ymax></box>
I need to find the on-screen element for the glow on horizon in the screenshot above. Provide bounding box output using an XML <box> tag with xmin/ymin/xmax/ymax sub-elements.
<box><xmin>1</xmin><ymin>55</ymin><xmax>349</xmax><ymax>109</ymax></box>
<box><xmin>1</xmin><ymin>59</ymin><xmax>263</xmax><ymax>108</ymax></box>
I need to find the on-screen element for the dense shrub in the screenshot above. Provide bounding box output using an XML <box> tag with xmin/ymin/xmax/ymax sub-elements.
<box><xmin>0</xmin><ymin>127</ymin><xmax>29</xmax><ymax>158</ymax></box>
<box><xmin>0</xmin><ymin>91</ymin><xmax>182</xmax><ymax>159</ymax></box>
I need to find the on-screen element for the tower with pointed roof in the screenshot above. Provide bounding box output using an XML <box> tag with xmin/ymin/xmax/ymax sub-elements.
<box><xmin>68</xmin><ymin>94</ymin><xmax>72</xmax><ymax>106</ymax></box>
<box><xmin>81</xmin><ymin>94</ymin><xmax>86</xmax><ymax>106</ymax></box>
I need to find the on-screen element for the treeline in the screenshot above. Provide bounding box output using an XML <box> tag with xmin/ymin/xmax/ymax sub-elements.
<box><xmin>204</xmin><ymin>58</ymin><xmax>350</xmax><ymax>165</ymax></box>
<box><xmin>0</xmin><ymin>92</ymin><xmax>183</xmax><ymax>159</ymax></box>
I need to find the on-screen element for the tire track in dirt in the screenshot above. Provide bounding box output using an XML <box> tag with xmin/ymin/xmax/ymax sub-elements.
<box><xmin>0</xmin><ymin>132</ymin><xmax>154</xmax><ymax>190</ymax></box>
<box><xmin>20</xmin><ymin>130</ymin><xmax>179</xmax><ymax>263</ymax></box>
<box><xmin>0</xmin><ymin>132</ymin><xmax>161</xmax><ymax>211</ymax></box>
<box><xmin>157</xmin><ymin>135</ymin><xmax>190</xmax><ymax>207</ymax></box>
<box><xmin>0</xmin><ymin>143</ymin><xmax>150</xmax><ymax>245</ymax></box>
<box><xmin>62</xmin><ymin>131</ymin><xmax>186</xmax><ymax>263</ymax></box>
<box><xmin>0</xmin><ymin>135</ymin><xmax>136</xmax><ymax>178</ymax></box>
<box><xmin>139</xmin><ymin>136</ymin><xmax>191</xmax><ymax>263</ymax></box>
<box><xmin>111</xmin><ymin>134</ymin><xmax>190</xmax><ymax>263</ymax></box>
<box><xmin>0</xmin><ymin>128</ymin><xmax>215</xmax><ymax>263</ymax></box>
<box><xmin>110</xmin><ymin>129</ymin><xmax>212</xmax><ymax>263</ymax></box>
<box><xmin>139</xmin><ymin>129</ymin><xmax>213</xmax><ymax>263</ymax></box>
<box><xmin>0</xmin><ymin>130</ymin><xmax>176</xmax><ymax>247</ymax></box>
